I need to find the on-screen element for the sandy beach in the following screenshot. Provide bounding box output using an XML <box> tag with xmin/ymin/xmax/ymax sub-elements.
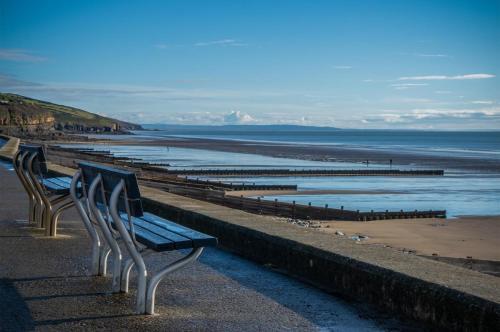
<box><xmin>320</xmin><ymin>216</ymin><xmax>500</xmax><ymax>261</ymax></box>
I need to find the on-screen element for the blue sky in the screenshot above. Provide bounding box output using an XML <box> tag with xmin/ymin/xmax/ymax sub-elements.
<box><xmin>1</xmin><ymin>0</ymin><xmax>499</xmax><ymax>129</ymax></box>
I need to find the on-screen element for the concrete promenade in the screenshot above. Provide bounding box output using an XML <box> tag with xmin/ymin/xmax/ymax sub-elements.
<box><xmin>0</xmin><ymin>165</ymin><xmax>404</xmax><ymax>331</ymax></box>
<box><xmin>0</xmin><ymin>134</ymin><xmax>19</xmax><ymax>159</ymax></box>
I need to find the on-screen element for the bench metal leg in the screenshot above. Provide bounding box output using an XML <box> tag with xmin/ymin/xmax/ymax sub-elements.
<box><xmin>44</xmin><ymin>194</ymin><xmax>72</xmax><ymax>236</ymax></box>
<box><xmin>26</xmin><ymin>154</ymin><xmax>49</xmax><ymax>229</ymax></box>
<box><xmin>21</xmin><ymin>169</ymin><xmax>44</xmax><ymax>228</ymax></box>
<box><xmin>121</xmin><ymin>250</ymin><xmax>154</xmax><ymax>293</ymax></box>
<box><xmin>30</xmin><ymin>185</ymin><xmax>44</xmax><ymax>228</ymax></box>
<box><xmin>49</xmin><ymin>199</ymin><xmax>75</xmax><ymax>237</ymax></box>
<box><xmin>70</xmin><ymin>171</ymin><xmax>102</xmax><ymax>276</ymax></box>
<box><xmin>145</xmin><ymin>248</ymin><xmax>204</xmax><ymax>315</ymax></box>
<box><xmin>34</xmin><ymin>194</ymin><xmax>45</xmax><ymax>228</ymax></box>
<box><xmin>28</xmin><ymin>199</ymin><xmax>35</xmax><ymax>224</ymax></box>
<box><xmin>109</xmin><ymin>180</ymin><xmax>147</xmax><ymax>313</ymax></box>
<box><xmin>89</xmin><ymin>175</ymin><xmax>123</xmax><ymax>293</ymax></box>
<box><xmin>121</xmin><ymin>258</ymin><xmax>135</xmax><ymax>293</ymax></box>
<box><xmin>14</xmin><ymin>151</ymin><xmax>37</xmax><ymax>224</ymax></box>
<box><xmin>99</xmin><ymin>247</ymin><xmax>112</xmax><ymax>276</ymax></box>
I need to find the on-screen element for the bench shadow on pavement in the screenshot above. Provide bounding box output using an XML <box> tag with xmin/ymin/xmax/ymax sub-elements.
<box><xmin>0</xmin><ymin>278</ymin><xmax>35</xmax><ymax>331</ymax></box>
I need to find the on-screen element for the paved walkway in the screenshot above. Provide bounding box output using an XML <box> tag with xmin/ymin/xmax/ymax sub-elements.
<box><xmin>0</xmin><ymin>165</ymin><xmax>413</xmax><ymax>331</ymax></box>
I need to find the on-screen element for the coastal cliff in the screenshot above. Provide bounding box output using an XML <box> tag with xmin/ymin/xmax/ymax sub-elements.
<box><xmin>0</xmin><ymin>93</ymin><xmax>141</xmax><ymax>135</ymax></box>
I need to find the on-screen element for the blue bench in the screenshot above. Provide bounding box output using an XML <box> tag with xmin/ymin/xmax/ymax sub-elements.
<box><xmin>71</xmin><ymin>161</ymin><xmax>217</xmax><ymax>314</ymax></box>
<box><xmin>13</xmin><ymin>144</ymin><xmax>75</xmax><ymax>236</ymax></box>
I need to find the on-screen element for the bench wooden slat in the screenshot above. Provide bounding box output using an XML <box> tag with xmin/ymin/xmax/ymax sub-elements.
<box><xmin>119</xmin><ymin>215</ymin><xmax>194</xmax><ymax>249</ymax></box>
<box><xmin>42</xmin><ymin>179</ymin><xmax>70</xmax><ymax>194</ymax></box>
<box><xmin>140</xmin><ymin>213</ymin><xmax>217</xmax><ymax>248</ymax></box>
<box><xmin>120</xmin><ymin>221</ymin><xmax>176</xmax><ymax>251</ymax></box>
<box><xmin>41</xmin><ymin>180</ymin><xmax>66</xmax><ymax>190</ymax></box>
<box><xmin>49</xmin><ymin>176</ymin><xmax>72</xmax><ymax>184</ymax></box>
<box><xmin>45</xmin><ymin>177</ymin><xmax>72</xmax><ymax>188</ymax></box>
<box><xmin>42</xmin><ymin>176</ymin><xmax>81</xmax><ymax>195</ymax></box>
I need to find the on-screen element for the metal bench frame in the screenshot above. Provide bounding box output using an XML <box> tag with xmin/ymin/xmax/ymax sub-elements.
<box><xmin>71</xmin><ymin>162</ymin><xmax>214</xmax><ymax>314</ymax></box>
<box><xmin>13</xmin><ymin>145</ymin><xmax>75</xmax><ymax>236</ymax></box>
<box><xmin>13</xmin><ymin>150</ymin><xmax>38</xmax><ymax>224</ymax></box>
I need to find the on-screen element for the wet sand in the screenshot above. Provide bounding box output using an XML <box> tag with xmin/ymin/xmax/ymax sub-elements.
<box><xmin>320</xmin><ymin>216</ymin><xmax>500</xmax><ymax>261</ymax></box>
<box><xmin>226</xmin><ymin>189</ymin><xmax>403</xmax><ymax>197</ymax></box>
<box><xmin>72</xmin><ymin>135</ymin><xmax>500</xmax><ymax>173</ymax></box>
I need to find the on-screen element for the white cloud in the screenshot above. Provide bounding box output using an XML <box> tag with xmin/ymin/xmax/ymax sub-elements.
<box><xmin>471</xmin><ymin>100</ymin><xmax>494</xmax><ymax>105</ymax></box>
<box><xmin>390</xmin><ymin>83</ymin><xmax>428</xmax><ymax>90</ymax></box>
<box><xmin>369</xmin><ymin>107</ymin><xmax>500</xmax><ymax>124</ymax></box>
<box><xmin>0</xmin><ymin>74</ymin><xmax>41</xmax><ymax>87</ymax></box>
<box><xmin>379</xmin><ymin>113</ymin><xmax>405</xmax><ymax>123</ymax></box>
<box><xmin>223</xmin><ymin>110</ymin><xmax>255</xmax><ymax>124</ymax></box>
<box><xmin>195</xmin><ymin>39</ymin><xmax>247</xmax><ymax>47</ymax></box>
<box><xmin>412</xmin><ymin>108</ymin><xmax>500</xmax><ymax>118</ymax></box>
<box><xmin>415</xmin><ymin>54</ymin><xmax>449</xmax><ymax>58</ymax></box>
<box><xmin>154</xmin><ymin>43</ymin><xmax>170</xmax><ymax>49</ymax></box>
<box><xmin>333</xmin><ymin>65</ymin><xmax>352</xmax><ymax>70</ymax></box>
<box><xmin>154</xmin><ymin>39</ymin><xmax>247</xmax><ymax>49</ymax></box>
<box><xmin>0</xmin><ymin>49</ymin><xmax>46</xmax><ymax>62</ymax></box>
<box><xmin>399</xmin><ymin>74</ymin><xmax>495</xmax><ymax>81</ymax></box>
<box><xmin>391</xmin><ymin>83</ymin><xmax>428</xmax><ymax>87</ymax></box>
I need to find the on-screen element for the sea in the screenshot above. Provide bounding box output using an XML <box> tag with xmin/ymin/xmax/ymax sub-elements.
<box><xmin>73</xmin><ymin>129</ymin><xmax>500</xmax><ymax>217</ymax></box>
<box><xmin>133</xmin><ymin>129</ymin><xmax>500</xmax><ymax>161</ymax></box>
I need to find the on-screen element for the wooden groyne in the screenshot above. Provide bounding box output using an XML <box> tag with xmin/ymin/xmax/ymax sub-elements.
<box><xmin>221</xmin><ymin>195</ymin><xmax>446</xmax><ymax>221</ymax></box>
<box><xmin>143</xmin><ymin>176</ymin><xmax>297</xmax><ymax>192</ymax></box>
<box><xmin>179</xmin><ymin>177</ymin><xmax>297</xmax><ymax>191</ymax></box>
<box><xmin>164</xmin><ymin>168</ymin><xmax>445</xmax><ymax>177</ymax></box>
<box><xmin>145</xmin><ymin>181</ymin><xmax>446</xmax><ymax>221</ymax></box>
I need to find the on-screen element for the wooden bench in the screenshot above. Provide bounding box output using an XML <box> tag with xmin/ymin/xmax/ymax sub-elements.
<box><xmin>13</xmin><ymin>144</ymin><xmax>75</xmax><ymax>236</ymax></box>
<box><xmin>70</xmin><ymin>161</ymin><xmax>217</xmax><ymax>314</ymax></box>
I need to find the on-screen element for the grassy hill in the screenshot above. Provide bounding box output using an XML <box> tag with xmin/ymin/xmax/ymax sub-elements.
<box><xmin>0</xmin><ymin>93</ymin><xmax>141</xmax><ymax>132</ymax></box>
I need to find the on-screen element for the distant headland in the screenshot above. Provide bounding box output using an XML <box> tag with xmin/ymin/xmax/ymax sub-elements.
<box><xmin>0</xmin><ymin>93</ymin><xmax>142</xmax><ymax>137</ymax></box>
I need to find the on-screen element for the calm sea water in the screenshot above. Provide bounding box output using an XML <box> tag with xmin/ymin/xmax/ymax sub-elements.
<box><xmin>73</xmin><ymin>129</ymin><xmax>500</xmax><ymax>217</ymax></box>
<box><xmin>128</xmin><ymin>129</ymin><xmax>500</xmax><ymax>161</ymax></box>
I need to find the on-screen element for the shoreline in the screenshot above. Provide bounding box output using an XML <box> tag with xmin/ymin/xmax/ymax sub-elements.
<box><xmin>64</xmin><ymin>134</ymin><xmax>500</xmax><ymax>173</ymax></box>
<box><xmin>226</xmin><ymin>189</ymin><xmax>404</xmax><ymax>197</ymax></box>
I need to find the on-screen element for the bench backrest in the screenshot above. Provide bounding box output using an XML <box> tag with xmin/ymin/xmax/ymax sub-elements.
<box><xmin>78</xmin><ymin>161</ymin><xmax>143</xmax><ymax>217</ymax></box>
<box><xmin>18</xmin><ymin>144</ymin><xmax>48</xmax><ymax>175</ymax></box>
